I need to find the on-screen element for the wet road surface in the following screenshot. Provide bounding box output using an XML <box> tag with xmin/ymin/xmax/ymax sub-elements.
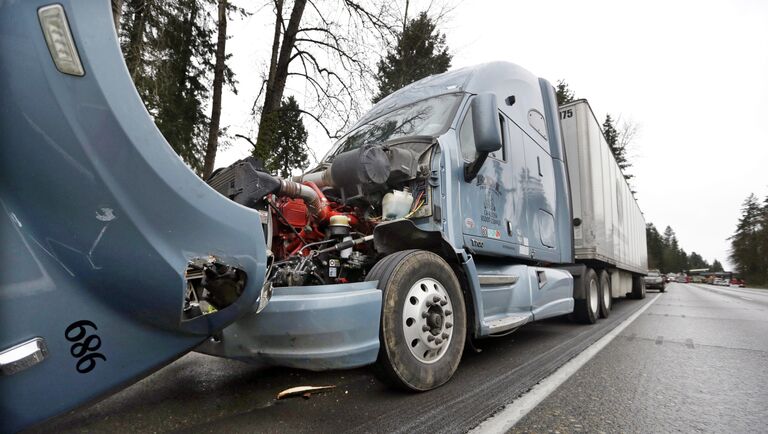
<box><xmin>512</xmin><ymin>283</ymin><xmax>768</xmax><ymax>433</ymax></box>
<box><xmin>28</xmin><ymin>284</ymin><xmax>767</xmax><ymax>433</ymax></box>
<box><xmin>28</xmin><ymin>293</ymin><xmax>655</xmax><ymax>433</ymax></box>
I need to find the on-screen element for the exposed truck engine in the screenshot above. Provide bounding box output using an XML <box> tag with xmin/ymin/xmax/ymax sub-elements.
<box><xmin>206</xmin><ymin>125</ymin><xmax>437</xmax><ymax>290</ymax></box>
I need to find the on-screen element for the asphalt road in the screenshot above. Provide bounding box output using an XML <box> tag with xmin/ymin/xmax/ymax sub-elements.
<box><xmin>511</xmin><ymin>283</ymin><xmax>768</xmax><ymax>433</ymax></box>
<box><xmin>27</xmin><ymin>284</ymin><xmax>767</xmax><ymax>433</ymax></box>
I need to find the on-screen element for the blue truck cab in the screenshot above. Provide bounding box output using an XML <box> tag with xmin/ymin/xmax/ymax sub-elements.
<box><xmin>197</xmin><ymin>64</ymin><xmax>581</xmax><ymax>384</ymax></box>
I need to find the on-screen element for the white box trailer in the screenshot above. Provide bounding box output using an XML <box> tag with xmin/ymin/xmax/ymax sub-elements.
<box><xmin>559</xmin><ymin>99</ymin><xmax>648</xmax><ymax>297</ymax></box>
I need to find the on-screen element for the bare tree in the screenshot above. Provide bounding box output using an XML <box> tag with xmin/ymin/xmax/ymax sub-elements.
<box><xmin>250</xmin><ymin>0</ymin><xmax>398</xmax><ymax>165</ymax></box>
<box><xmin>614</xmin><ymin>114</ymin><xmax>640</xmax><ymax>194</ymax></box>
<box><xmin>616</xmin><ymin>115</ymin><xmax>639</xmax><ymax>152</ymax></box>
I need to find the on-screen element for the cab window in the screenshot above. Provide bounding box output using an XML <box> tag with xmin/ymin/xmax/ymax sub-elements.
<box><xmin>459</xmin><ymin>108</ymin><xmax>506</xmax><ymax>162</ymax></box>
<box><xmin>459</xmin><ymin>108</ymin><xmax>476</xmax><ymax>161</ymax></box>
<box><xmin>490</xmin><ymin>114</ymin><xmax>507</xmax><ymax>161</ymax></box>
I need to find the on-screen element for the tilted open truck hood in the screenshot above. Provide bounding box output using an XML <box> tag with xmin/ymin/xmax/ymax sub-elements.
<box><xmin>0</xmin><ymin>1</ymin><xmax>268</xmax><ymax>430</ymax></box>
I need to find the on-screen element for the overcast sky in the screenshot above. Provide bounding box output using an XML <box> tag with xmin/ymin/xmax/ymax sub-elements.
<box><xmin>216</xmin><ymin>0</ymin><xmax>768</xmax><ymax>270</ymax></box>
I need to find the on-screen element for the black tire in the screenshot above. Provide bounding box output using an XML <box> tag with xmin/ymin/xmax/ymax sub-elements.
<box><xmin>365</xmin><ymin>250</ymin><xmax>466</xmax><ymax>391</ymax></box>
<box><xmin>598</xmin><ymin>270</ymin><xmax>611</xmax><ymax>318</ymax></box>
<box><xmin>573</xmin><ymin>268</ymin><xmax>599</xmax><ymax>324</ymax></box>
<box><xmin>631</xmin><ymin>274</ymin><xmax>646</xmax><ymax>299</ymax></box>
<box><xmin>659</xmin><ymin>284</ymin><xmax>666</xmax><ymax>293</ymax></box>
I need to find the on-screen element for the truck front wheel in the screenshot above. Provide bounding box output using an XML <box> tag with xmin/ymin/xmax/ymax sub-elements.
<box><xmin>366</xmin><ymin>250</ymin><xmax>466</xmax><ymax>391</ymax></box>
<box><xmin>573</xmin><ymin>268</ymin><xmax>599</xmax><ymax>324</ymax></box>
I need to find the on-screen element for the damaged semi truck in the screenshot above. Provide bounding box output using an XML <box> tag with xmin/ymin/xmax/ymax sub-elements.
<box><xmin>0</xmin><ymin>1</ymin><xmax>646</xmax><ymax>431</ymax></box>
<box><xmin>197</xmin><ymin>64</ymin><xmax>649</xmax><ymax>390</ymax></box>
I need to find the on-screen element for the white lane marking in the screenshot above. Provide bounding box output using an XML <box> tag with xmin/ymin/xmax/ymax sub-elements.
<box><xmin>692</xmin><ymin>284</ymin><xmax>764</xmax><ymax>301</ymax></box>
<box><xmin>470</xmin><ymin>295</ymin><xmax>661</xmax><ymax>434</ymax></box>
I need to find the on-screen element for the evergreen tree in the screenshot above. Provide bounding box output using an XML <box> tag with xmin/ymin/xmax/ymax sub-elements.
<box><xmin>711</xmin><ymin>259</ymin><xmax>724</xmax><ymax>272</ymax></box>
<box><xmin>729</xmin><ymin>194</ymin><xmax>767</xmax><ymax>285</ymax></box>
<box><xmin>255</xmin><ymin>96</ymin><xmax>309</xmax><ymax>178</ymax></box>
<box><xmin>372</xmin><ymin>11</ymin><xmax>452</xmax><ymax>103</ymax></box>
<box><xmin>120</xmin><ymin>0</ymin><xmax>167</xmax><ymax>111</ymax></box>
<box><xmin>760</xmin><ymin>195</ymin><xmax>768</xmax><ymax>279</ymax></box>
<box><xmin>662</xmin><ymin>225</ymin><xmax>675</xmax><ymax>246</ymax></box>
<box><xmin>555</xmin><ymin>80</ymin><xmax>575</xmax><ymax>105</ymax></box>
<box><xmin>153</xmin><ymin>0</ymin><xmax>217</xmax><ymax>173</ymax></box>
<box><xmin>120</xmin><ymin>0</ymin><xmax>223</xmax><ymax>174</ymax></box>
<box><xmin>677</xmin><ymin>246</ymin><xmax>689</xmax><ymax>272</ymax></box>
<box><xmin>662</xmin><ymin>226</ymin><xmax>682</xmax><ymax>272</ymax></box>
<box><xmin>687</xmin><ymin>252</ymin><xmax>709</xmax><ymax>269</ymax></box>
<box><xmin>648</xmin><ymin>222</ymin><xmax>716</xmax><ymax>274</ymax></box>
<box><xmin>646</xmin><ymin>223</ymin><xmax>665</xmax><ymax>271</ymax></box>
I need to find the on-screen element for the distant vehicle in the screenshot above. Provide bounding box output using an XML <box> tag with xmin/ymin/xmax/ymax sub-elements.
<box><xmin>644</xmin><ymin>270</ymin><xmax>666</xmax><ymax>292</ymax></box>
<box><xmin>713</xmin><ymin>278</ymin><xmax>729</xmax><ymax>286</ymax></box>
<box><xmin>676</xmin><ymin>274</ymin><xmax>689</xmax><ymax>283</ymax></box>
<box><xmin>730</xmin><ymin>278</ymin><xmax>746</xmax><ymax>287</ymax></box>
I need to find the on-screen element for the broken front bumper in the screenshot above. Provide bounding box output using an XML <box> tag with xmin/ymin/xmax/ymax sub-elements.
<box><xmin>197</xmin><ymin>281</ymin><xmax>382</xmax><ymax>370</ymax></box>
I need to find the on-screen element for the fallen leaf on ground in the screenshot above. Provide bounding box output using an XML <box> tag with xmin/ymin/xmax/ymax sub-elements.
<box><xmin>277</xmin><ymin>385</ymin><xmax>336</xmax><ymax>400</ymax></box>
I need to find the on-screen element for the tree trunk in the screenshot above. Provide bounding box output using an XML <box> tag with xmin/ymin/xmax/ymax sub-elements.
<box><xmin>112</xmin><ymin>0</ymin><xmax>123</xmax><ymax>34</ymax></box>
<box><xmin>256</xmin><ymin>0</ymin><xmax>307</xmax><ymax>152</ymax></box>
<box><xmin>202</xmin><ymin>0</ymin><xmax>229</xmax><ymax>179</ymax></box>
<box><xmin>268</xmin><ymin>0</ymin><xmax>283</xmax><ymax>92</ymax></box>
<box><xmin>124</xmin><ymin>0</ymin><xmax>146</xmax><ymax>79</ymax></box>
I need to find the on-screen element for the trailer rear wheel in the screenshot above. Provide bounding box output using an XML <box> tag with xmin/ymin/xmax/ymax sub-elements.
<box><xmin>573</xmin><ymin>268</ymin><xmax>599</xmax><ymax>324</ymax></box>
<box><xmin>366</xmin><ymin>250</ymin><xmax>466</xmax><ymax>391</ymax></box>
<box><xmin>598</xmin><ymin>270</ymin><xmax>611</xmax><ymax>318</ymax></box>
<box><xmin>631</xmin><ymin>274</ymin><xmax>646</xmax><ymax>299</ymax></box>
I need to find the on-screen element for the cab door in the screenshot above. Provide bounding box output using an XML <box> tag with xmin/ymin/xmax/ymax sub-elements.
<box><xmin>457</xmin><ymin>98</ymin><xmax>533</xmax><ymax>320</ymax></box>
<box><xmin>458</xmin><ymin>104</ymin><xmax>527</xmax><ymax>259</ymax></box>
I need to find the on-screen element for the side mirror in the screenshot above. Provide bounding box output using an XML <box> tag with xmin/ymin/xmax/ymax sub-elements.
<box><xmin>464</xmin><ymin>93</ymin><xmax>502</xmax><ymax>181</ymax></box>
<box><xmin>471</xmin><ymin>93</ymin><xmax>502</xmax><ymax>153</ymax></box>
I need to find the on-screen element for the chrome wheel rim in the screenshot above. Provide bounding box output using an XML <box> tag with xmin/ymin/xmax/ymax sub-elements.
<box><xmin>402</xmin><ymin>278</ymin><xmax>454</xmax><ymax>364</ymax></box>
<box><xmin>589</xmin><ymin>278</ymin><xmax>599</xmax><ymax>315</ymax></box>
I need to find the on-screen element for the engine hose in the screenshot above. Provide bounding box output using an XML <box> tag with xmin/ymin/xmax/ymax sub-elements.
<box><xmin>277</xmin><ymin>178</ymin><xmax>330</xmax><ymax>220</ymax></box>
<box><xmin>294</xmin><ymin>168</ymin><xmax>333</xmax><ymax>188</ymax></box>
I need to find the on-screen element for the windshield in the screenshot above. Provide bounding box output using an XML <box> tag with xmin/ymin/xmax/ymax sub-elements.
<box><xmin>324</xmin><ymin>93</ymin><xmax>462</xmax><ymax>161</ymax></box>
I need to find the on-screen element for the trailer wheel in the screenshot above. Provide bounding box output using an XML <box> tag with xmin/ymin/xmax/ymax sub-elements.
<box><xmin>631</xmin><ymin>274</ymin><xmax>646</xmax><ymax>299</ymax></box>
<box><xmin>598</xmin><ymin>270</ymin><xmax>611</xmax><ymax>318</ymax></box>
<box><xmin>574</xmin><ymin>268</ymin><xmax>599</xmax><ymax>324</ymax></box>
<box><xmin>366</xmin><ymin>250</ymin><xmax>466</xmax><ymax>391</ymax></box>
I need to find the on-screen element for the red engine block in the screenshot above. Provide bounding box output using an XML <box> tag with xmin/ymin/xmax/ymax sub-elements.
<box><xmin>279</xmin><ymin>197</ymin><xmax>309</xmax><ymax>228</ymax></box>
<box><xmin>270</xmin><ymin>185</ymin><xmax>367</xmax><ymax>260</ymax></box>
